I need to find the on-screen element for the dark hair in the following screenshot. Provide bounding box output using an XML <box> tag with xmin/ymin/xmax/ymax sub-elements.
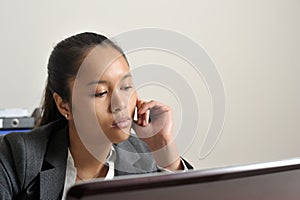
<box><xmin>38</xmin><ymin>32</ymin><xmax>126</xmax><ymax>126</ymax></box>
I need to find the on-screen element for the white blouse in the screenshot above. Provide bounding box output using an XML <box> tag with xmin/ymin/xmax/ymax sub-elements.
<box><xmin>61</xmin><ymin>145</ymin><xmax>188</xmax><ymax>200</ymax></box>
<box><xmin>61</xmin><ymin>147</ymin><xmax>116</xmax><ymax>200</ymax></box>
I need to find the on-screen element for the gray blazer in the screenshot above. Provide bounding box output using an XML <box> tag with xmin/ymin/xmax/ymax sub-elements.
<box><xmin>0</xmin><ymin>120</ymin><xmax>179</xmax><ymax>200</ymax></box>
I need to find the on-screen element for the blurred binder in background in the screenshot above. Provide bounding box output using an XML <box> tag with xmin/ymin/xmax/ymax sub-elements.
<box><xmin>0</xmin><ymin>108</ymin><xmax>40</xmax><ymax>135</ymax></box>
<box><xmin>0</xmin><ymin>117</ymin><xmax>35</xmax><ymax>129</ymax></box>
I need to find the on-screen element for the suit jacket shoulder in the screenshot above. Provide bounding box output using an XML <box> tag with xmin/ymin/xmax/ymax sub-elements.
<box><xmin>0</xmin><ymin>120</ymin><xmax>68</xmax><ymax>199</ymax></box>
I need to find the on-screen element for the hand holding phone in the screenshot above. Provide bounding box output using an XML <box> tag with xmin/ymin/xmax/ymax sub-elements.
<box><xmin>132</xmin><ymin>98</ymin><xmax>182</xmax><ymax>170</ymax></box>
<box><xmin>132</xmin><ymin>98</ymin><xmax>173</xmax><ymax>144</ymax></box>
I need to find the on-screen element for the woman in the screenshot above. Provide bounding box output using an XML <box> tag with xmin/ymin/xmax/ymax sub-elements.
<box><xmin>0</xmin><ymin>32</ymin><xmax>192</xmax><ymax>199</ymax></box>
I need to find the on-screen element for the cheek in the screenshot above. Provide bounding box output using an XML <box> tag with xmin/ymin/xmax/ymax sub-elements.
<box><xmin>72</xmin><ymin>97</ymin><xmax>95</xmax><ymax>119</ymax></box>
<box><xmin>128</xmin><ymin>92</ymin><xmax>137</xmax><ymax>115</ymax></box>
<box><xmin>95</xmin><ymin>100</ymin><xmax>111</xmax><ymax>123</ymax></box>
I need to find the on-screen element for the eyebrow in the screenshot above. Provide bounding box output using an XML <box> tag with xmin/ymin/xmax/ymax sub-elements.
<box><xmin>87</xmin><ymin>73</ymin><xmax>132</xmax><ymax>86</ymax></box>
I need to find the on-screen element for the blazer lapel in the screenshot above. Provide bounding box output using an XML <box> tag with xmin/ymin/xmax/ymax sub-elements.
<box><xmin>114</xmin><ymin>138</ymin><xmax>142</xmax><ymax>176</ymax></box>
<box><xmin>114</xmin><ymin>135</ymin><xmax>160</xmax><ymax>176</ymax></box>
<box><xmin>39</xmin><ymin>127</ymin><xmax>69</xmax><ymax>200</ymax></box>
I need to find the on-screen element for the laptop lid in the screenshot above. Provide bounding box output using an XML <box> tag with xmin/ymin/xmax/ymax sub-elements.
<box><xmin>67</xmin><ymin>158</ymin><xmax>300</xmax><ymax>200</ymax></box>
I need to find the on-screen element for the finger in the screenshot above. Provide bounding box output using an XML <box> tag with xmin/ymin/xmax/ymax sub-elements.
<box><xmin>138</xmin><ymin>112</ymin><xmax>142</xmax><ymax>125</ymax></box>
<box><xmin>140</xmin><ymin>107</ymin><xmax>147</xmax><ymax>126</ymax></box>
<box><xmin>142</xmin><ymin>110</ymin><xmax>150</xmax><ymax>126</ymax></box>
<box><xmin>136</xmin><ymin>98</ymin><xmax>142</xmax><ymax>110</ymax></box>
<box><xmin>138</xmin><ymin>101</ymin><xmax>151</xmax><ymax>126</ymax></box>
<box><xmin>136</xmin><ymin>97</ymin><xmax>141</xmax><ymax>107</ymax></box>
<box><xmin>136</xmin><ymin>97</ymin><xmax>144</xmax><ymax>125</ymax></box>
<box><xmin>138</xmin><ymin>100</ymin><xmax>159</xmax><ymax>114</ymax></box>
<box><xmin>139</xmin><ymin>101</ymin><xmax>170</xmax><ymax>118</ymax></box>
<box><xmin>136</xmin><ymin>99</ymin><xmax>143</xmax><ymax>125</ymax></box>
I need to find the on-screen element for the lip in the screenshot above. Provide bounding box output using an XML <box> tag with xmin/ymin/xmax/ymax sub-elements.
<box><xmin>112</xmin><ymin>116</ymin><xmax>132</xmax><ymax>129</ymax></box>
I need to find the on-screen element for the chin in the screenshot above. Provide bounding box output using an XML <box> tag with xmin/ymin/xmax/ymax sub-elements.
<box><xmin>108</xmin><ymin>128</ymin><xmax>131</xmax><ymax>144</ymax></box>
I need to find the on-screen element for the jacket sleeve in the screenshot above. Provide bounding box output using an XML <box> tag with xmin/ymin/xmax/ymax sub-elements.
<box><xmin>181</xmin><ymin>157</ymin><xmax>194</xmax><ymax>170</ymax></box>
<box><xmin>0</xmin><ymin>134</ymin><xmax>19</xmax><ymax>199</ymax></box>
<box><xmin>0</xmin><ymin>132</ymin><xmax>43</xmax><ymax>200</ymax></box>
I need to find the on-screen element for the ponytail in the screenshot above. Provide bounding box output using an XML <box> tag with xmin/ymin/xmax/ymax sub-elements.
<box><xmin>38</xmin><ymin>78</ymin><xmax>66</xmax><ymax>126</ymax></box>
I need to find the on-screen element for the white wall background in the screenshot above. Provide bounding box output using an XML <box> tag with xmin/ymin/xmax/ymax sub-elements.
<box><xmin>0</xmin><ymin>0</ymin><xmax>299</xmax><ymax>169</ymax></box>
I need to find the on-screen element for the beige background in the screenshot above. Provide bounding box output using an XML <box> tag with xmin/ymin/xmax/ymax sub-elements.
<box><xmin>0</xmin><ymin>0</ymin><xmax>299</xmax><ymax>169</ymax></box>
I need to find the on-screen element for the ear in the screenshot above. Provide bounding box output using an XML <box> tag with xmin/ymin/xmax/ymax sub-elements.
<box><xmin>53</xmin><ymin>92</ymin><xmax>72</xmax><ymax>120</ymax></box>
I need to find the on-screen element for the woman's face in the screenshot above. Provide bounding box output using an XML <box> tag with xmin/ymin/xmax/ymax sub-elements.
<box><xmin>70</xmin><ymin>47</ymin><xmax>137</xmax><ymax>144</ymax></box>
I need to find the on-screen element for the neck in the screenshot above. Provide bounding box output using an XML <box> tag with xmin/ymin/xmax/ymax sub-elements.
<box><xmin>68</xmin><ymin>122</ymin><xmax>112</xmax><ymax>180</ymax></box>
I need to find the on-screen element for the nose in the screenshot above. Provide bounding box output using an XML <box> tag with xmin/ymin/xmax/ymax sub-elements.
<box><xmin>110</xmin><ymin>90</ymin><xmax>127</xmax><ymax>113</ymax></box>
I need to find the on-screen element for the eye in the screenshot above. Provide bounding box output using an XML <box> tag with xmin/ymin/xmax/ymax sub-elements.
<box><xmin>121</xmin><ymin>85</ymin><xmax>132</xmax><ymax>91</ymax></box>
<box><xmin>94</xmin><ymin>91</ymin><xmax>108</xmax><ymax>98</ymax></box>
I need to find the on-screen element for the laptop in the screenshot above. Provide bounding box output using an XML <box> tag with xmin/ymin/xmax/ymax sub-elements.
<box><xmin>67</xmin><ymin>157</ymin><xmax>300</xmax><ymax>200</ymax></box>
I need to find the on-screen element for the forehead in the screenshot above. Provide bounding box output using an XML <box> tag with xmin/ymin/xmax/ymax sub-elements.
<box><xmin>77</xmin><ymin>45</ymin><xmax>129</xmax><ymax>84</ymax></box>
<box><xmin>101</xmin><ymin>56</ymin><xmax>130</xmax><ymax>82</ymax></box>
